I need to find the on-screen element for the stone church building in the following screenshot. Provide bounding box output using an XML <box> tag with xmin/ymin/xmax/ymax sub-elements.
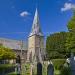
<box><xmin>0</xmin><ymin>8</ymin><xmax>45</xmax><ymax>63</ymax></box>
<box><xmin>27</xmin><ymin>8</ymin><xmax>45</xmax><ymax>63</ymax></box>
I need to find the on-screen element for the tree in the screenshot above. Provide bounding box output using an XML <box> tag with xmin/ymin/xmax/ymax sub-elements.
<box><xmin>0</xmin><ymin>45</ymin><xmax>16</xmax><ymax>60</ymax></box>
<box><xmin>67</xmin><ymin>11</ymin><xmax>75</xmax><ymax>32</ymax></box>
<box><xmin>66</xmin><ymin>11</ymin><xmax>75</xmax><ymax>54</ymax></box>
<box><xmin>46</xmin><ymin>32</ymin><xmax>67</xmax><ymax>59</ymax></box>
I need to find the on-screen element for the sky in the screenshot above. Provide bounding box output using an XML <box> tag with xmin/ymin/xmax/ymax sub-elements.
<box><xmin>0</xmin><ymin>0</ymin><xmax>75</xmax><ymax>40</ymax></box>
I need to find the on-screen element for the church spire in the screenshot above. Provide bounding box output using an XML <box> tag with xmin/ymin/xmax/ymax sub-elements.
<box><xmin>29</xmin><ymin>8</ymin><xmax>43</xmax><ymax>37</ymax></box>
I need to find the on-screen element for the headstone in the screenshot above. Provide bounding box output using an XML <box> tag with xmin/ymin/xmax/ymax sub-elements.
<box><xmin>15</xmin><ymin>63</ymin><xmax>21</xmax><ymax>75</ymax></box>
<box><xmin>70</xmin><ymin>53</ymin><xmax>75</xmax><ymax>75</ymax></box>
<box><xmin>37</xmin><ymin>62</ymin><xmax>42</xmax><ymax>75</ymax></box>
<box><xmin>47</xmin><ymin>63</ymin><xmax>54</xmax><ymax>75</ymax></box>
<box><xmin>15</xmin><ymin>55</ymin><xmax>21</xmax><ymax>75</ymax></box>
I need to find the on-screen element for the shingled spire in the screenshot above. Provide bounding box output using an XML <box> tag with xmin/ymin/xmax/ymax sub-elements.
<box><xmin>29</xmin><ymin>8</ymin><xmax>43</xmax><ymax>37</ymax></box>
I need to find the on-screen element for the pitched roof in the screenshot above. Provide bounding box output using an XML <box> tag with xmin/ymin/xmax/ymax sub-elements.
<box><xmin>0</xmin><ymin>38</ymin><xmax>28</xmax><ymax>50</ymax></box>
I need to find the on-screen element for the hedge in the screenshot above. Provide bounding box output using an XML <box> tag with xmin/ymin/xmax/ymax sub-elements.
<box><xmin>52</xmin><ymin>59</ymin><xmax>66</xmax><ymax>70</ymax></box>
<box><xmin>0</xmin><ymin>64</ymin><xmax>16</xmax><ymax>71</ymax></box>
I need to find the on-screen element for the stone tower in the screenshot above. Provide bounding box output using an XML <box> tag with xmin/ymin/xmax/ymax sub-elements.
<box><xmin>27</xmin><ymin>8</ymin><xmax>44</xmax><ymax>63</ymax></box>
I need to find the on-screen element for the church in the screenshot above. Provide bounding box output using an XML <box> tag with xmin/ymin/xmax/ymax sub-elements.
<box><xmin>0</xmin><ymin>8</ymin><xmax>45</xmax><ymax>63</ymax></box>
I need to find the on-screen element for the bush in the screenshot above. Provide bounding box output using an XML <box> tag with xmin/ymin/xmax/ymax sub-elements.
<box><xmin>24</xmin><ymin>63</ymin><xmax>31</xmax><ymax>75</ymax></box>
<box><xmin>60</xmin><ymin>65</ymin><xmax>71</xmax><ymax>75</ymax></box>
<box><xmin>0</xmin><ymin>64</ymin><xmax>15</xmax><ymax>71</ymax></box>
<box><xmin>0</xmin><ymin>64</ymin><xmax>16</xmax><ymax>75</ymax></box>
<box><xmin>52</xmin><ymin>59</ymin><xmax>65</xmax><ymax>70</ymax></box>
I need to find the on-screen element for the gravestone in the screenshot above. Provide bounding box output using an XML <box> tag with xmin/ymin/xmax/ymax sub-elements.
<box><xmin>15</xmin><ymin>64</ymin><xmax>21</xmax><ymax>75</ymax></box>
<box><xmin>70</xmin><ymin>53</ymin><xmax>75</xmax><ymax>75</ymax></box>
<box><xmin>47</xmin><ymin>63</ymin><xmax>54</xmax><ymax>75</ymax></box>
<box><xmin>15</xmin><ymin>55</ymin><xmax>21</xmax><ymax>75</ymax></box>
<box><xmin>37</xmin><ymin>62</ymin><xmax>42</xmax><ymax>75</ymax></box>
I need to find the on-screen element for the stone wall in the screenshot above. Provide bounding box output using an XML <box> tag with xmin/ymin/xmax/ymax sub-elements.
<box><xmin>13</xmin><ymin>49</ymin><xmax>27</xmax><ymax>63</ymax></box>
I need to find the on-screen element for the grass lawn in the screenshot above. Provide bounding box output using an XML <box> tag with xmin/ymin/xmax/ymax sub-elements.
<box><xmin>54</xmin><ymin>70</ymin><xmax>60</xmax><ymax>75</ymax></box>
<box><xmin>7</xmin><ymin>72</ymin><xmax>17</xmax><ymax>75</ymax></box>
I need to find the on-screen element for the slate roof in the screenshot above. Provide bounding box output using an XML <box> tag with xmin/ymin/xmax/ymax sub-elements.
<box><xmin>29</xmin><ymin>8</ymin><xmax>43</xmax><ymax>37</ymax></box>
<box><xmin>0</xmin><ymin>38</ymin><xmax>28</xmax><ymax>50</ymax></box>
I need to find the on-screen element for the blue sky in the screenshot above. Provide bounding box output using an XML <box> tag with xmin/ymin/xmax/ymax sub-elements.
<box><xmin>0</xmin><ymin>0</ymin><xmax>75</xmax><ymax>40</ymax></box>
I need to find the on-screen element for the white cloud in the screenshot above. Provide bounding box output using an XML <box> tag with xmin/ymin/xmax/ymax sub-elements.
<box><xmin>20</xmin><ymin>11</ymin><xmax>30</xmax><ymax>17</ymax></box>
<box><xmin>61</xmin><ymin>3</ymin><xmax>75</xmax><ymax>12</ymax></box>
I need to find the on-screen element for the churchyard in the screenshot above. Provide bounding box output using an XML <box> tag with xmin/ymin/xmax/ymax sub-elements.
<box><xmin>0</xmin><ymin>55</ymin><xmax>73</xmax><ymax>75</ymax></box>
<box><xmin>0</xmin><ymin>53</ymin><xmax>75</xmax><ymax>75</ymax></box>
<box><xmin>0</xmin><ymin>1</ymin><xmax>75</xmax><ymax>75</ymax></box>
<box><xmin>18</xmin><ymin>57</ymin><xmax>75</xmax><ymax>75</ymax></box>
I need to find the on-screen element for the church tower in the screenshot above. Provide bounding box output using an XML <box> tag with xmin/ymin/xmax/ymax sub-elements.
<box><xmin>27</xmin><ymin>8</ymin><xmax>44</xmax><ymax>62</ymax></box>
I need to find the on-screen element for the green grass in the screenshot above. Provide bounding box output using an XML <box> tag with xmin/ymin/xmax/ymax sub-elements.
<box><xmin>54</xmin><ymin>70</ymin><xmax>60</xmax><ymax>75</ymax></box>
<box><xmin>7</xmin><ymin>72</ymin><xmax>17</xmax><ymax>75</ymax></box>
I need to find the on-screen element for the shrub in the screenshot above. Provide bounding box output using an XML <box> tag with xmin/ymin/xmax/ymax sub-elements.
<box><xmin>52</xmin><ymin>59</ymin><xmax>65</xmax><ymax>70</ymax></box>
<box><xmin>60</xmin><ymin>64</ymin><xmax>71</xmax><ymax>75</ymax></box>
<box><xmin>0</xmin><ymin>64</ymin><xmax>16</xmax><ymax>75</ymax></box>
<box><xmin>0</xmin><ymin>64</ymin><xmax>15</xmax><ymax>71</ymax></box>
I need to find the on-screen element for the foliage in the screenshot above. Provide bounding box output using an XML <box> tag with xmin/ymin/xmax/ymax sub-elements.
<box><xmin>0</xmin><ymin>64</ymin><xmax>16</xmax><ymax>71</ymax></box>
<box><xmin>42</xmin><ymin>62</ymin><xmax>47</xmax><ymax>75</ymax></box>
<box><xmin>0</xmin><ymin>45</ymin><xmax>16</xmax><ymax>60</ymax></box>
<box><xmin>24</xmin><ymin>63</ymin><xmax>31</xmax><ymax>75</ymax></box>
<box><xmin>52</xmin><ymin>59</ymin><xmax>65</xmax><ymax>70</ymax></box>
<box><xmin>67</xmin><ymin>12</ymin><xmax>75</xmax><ymax>32</ymax></box>
<box><xmin>66</xmin><ymin>11</ymin><xmax>75</xmax><ymax>54</ymax></box>
<box><xmin>54</xmin><ymin>70</ymin><xmax>60</xmax><ymax>75</ymax></box>
<box><xmin>46</xmin><ymin>32</ymin><xmax>67</xmax><ymax>59</ymax></box>
<box><xmin>60</xmin><ymin>63</ymin><xmax>71</xmax><ymax>75</ymax></box>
